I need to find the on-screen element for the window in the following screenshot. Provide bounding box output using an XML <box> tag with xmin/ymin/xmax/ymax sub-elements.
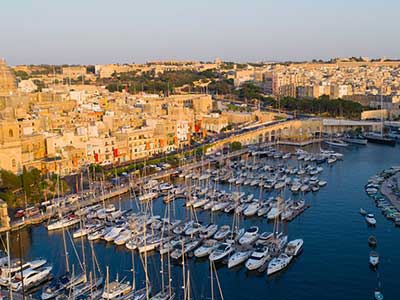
<box><xmin>12</xmin><ymin>159</ymin><xmax>16</xmax><ymax>168</ymax></box>
<box><xmin>8</xmin><ymin>129</ymin><xmax>13</xmax><ymax>137</ymax></box>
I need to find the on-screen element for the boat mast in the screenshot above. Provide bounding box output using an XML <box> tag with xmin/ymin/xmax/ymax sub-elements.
<box><xmin>18</xmin><ymin>228</ymin><xmax>25</xmax><ymax>300</ymax></box>
<box><xmin>59</xmin><ymin>166</ymin><xmax>70</xmax><ymax>273</ymax></box>
<box><xmin>6</xmin><ymin>231</ymin><xmax>13</xmax><ymax>300</ymax></box>
<box><xmin>106</xmin><ymin>266</ymin><xmax>110</xmax><ymax>299</ymax></box>
<box><xmin>380</xmin><ymin>87</ymin><xmax>384</xmax><ymax>137</ymax></box>
<box><xmin>181</xmin><ymin>239</ymin><xmax>186</xmax><ymax>300</ymax></box>
<box><xmin>131</xmin><ymin>249</ymin><xmax>135</xmax><ymax>291</ymax></box>
<box><xmin>210</xmin><ymin>260</ymin><xmax>214</xmax><ymax>300</ymax></box>
<box><xmin>167</xmin><ymin>202</ymin><xmax>173</xmax><ymax>299</ymax></box>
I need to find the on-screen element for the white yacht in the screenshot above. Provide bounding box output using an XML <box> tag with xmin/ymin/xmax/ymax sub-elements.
<box><xmin>114</xmin><ymin>229</ymin><xmax>131</xmax><ymax>246</ymax></box>
<box><xmin>267</xmin><ymin>207</ymin><xmax>282</xmax><ymax>220</ymax></box>
<box><xmin>47</xmin><ymin>215</ymin><xmax>80</xmax><ymax>231</ymax></box>
<box><xmin>243</xmin><ymin>202</ymin><xmax>259</xmax><ymax>217</ymax></box>
<box><xmin>11</xmin><ymin>266</ymin><xmax>53</xmax><ymax>291</ymax></box>
<box><xmin>228</xmin><ymin>250</ymin><xmax>252</xmax><ymax>269</ymax></box>
<box><xmin>192</xmin><ymin>198</ymin><xmax>209</xmax><ymax>209</ymax></box>
<box><xmin>369</xmin><ymin>251</ymin><xmax>379</xmax><ymax>267</ymax></box>
<box><xmin>88</xmin><ymin>227</ymin><xmax>110</xmax><ymax>241</ymax></box>
<box><xmin>138</xmin><ymin>192</ymin><xmax>159</xmax><ymax>202</ymax></box>
<box><xmin>245</xmin><ymin>246</ymin><xmax>270</xmax><ymax>271</ymax></box>
<box><xmin>211</xmin><ymin>201</ymin><xmax>229</xmax><ymax>212</ymax></box>
<box><xmin>104</xmin><ymin>225</ymin><xmax>125</xmax><ymax>242</ymax></box>
<box><xmin>257</xmin><ymin>203</ymin><xmax>270</xmax><ymax>217</ymax></box>
<box><xmin>0</xmin><ymin>258</ymin><xmax>47</xmax><ymax>286</ymax></box>
<box><xmin>267</xmin><ymin>253</ymin><xmax>293</xmax><ymax>275</ymax></box>
<box><xmin>285</xmin><ymin>239</ymin><xmax>304</xmax><ymax>256</ymax></box>
<box><xmin>365</xmin><ymin>214</ymin><xmax>377</xmax><ymax>226</ymax></box>
<box><xmin>209</xmin><ymin>243</ymin><xmax>233</xmax><ymax>262</ymax></box>
<box><xmin>238</xmin><ymin>226</ymin><xmax>259</xmax><ymax>245</ymax></box>
<box><xmin>185</xmin><ymin>222</ymin><xmax>203</xmax><ymax>236</ymax></box>
<box><xmin>194</xmin><ymin>239</ymin><xmax>218</xmax><ymax>258</ymax></box>
<box><xmin>214</xmin><ymin>225</ymin><xmax>231</xmax><ymax>240</ymax></box>
<box><xmin>199</xmin><ymin>224</ymin><xmax>218</xmax><ymax>239</ymax></box>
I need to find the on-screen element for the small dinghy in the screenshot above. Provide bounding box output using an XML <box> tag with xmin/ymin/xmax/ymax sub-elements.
<box><xmin>359</xmin><ymin>208</ymin><xmax>367</xmax><ymax>216</ymax></box>
<box><xmin>368</xmin><ymin>235</ymin><xmax>377</xmax><ymax>247</ymax></box>
<box><xmin>374</xmin><ymin>290</ymin><xmax>384</xmax><ymax>300</ymax></box>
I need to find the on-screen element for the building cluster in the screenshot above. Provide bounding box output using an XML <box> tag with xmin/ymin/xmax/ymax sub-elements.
<box><xmin>2</xmin><ymin>57</ymin><xmax>400</xmax><ymax>176</ymax></box>
<box><xmin>229</xmin><ymin>59</ymin><xmax>400</xmax><ymax>110</ymax></box>
<box><xmin>0</xmin><ymin>59</ymin><xmax>242</xmax><ymax>175</ymax></box>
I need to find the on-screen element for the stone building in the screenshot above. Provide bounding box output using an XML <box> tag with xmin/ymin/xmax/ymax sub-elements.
<box><xmin>0</xmin><ymin>59</ymin><xmax>16</xmax><ymax>96</ymax></box>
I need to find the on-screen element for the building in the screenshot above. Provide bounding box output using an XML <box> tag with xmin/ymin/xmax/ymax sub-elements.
<box><xmin>0</xmin><ymin>59</ymin><xmax>16</xmax><ymax>96</ymax></box>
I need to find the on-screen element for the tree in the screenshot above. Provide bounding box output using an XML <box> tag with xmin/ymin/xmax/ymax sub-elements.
<box><xmin>230</xmin><ymin>141</ymin><xmax>242</xmax><ymax>151</ymax></box>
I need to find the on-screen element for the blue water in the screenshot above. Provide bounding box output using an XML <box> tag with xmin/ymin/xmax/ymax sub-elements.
<box><xmin>7</xmin><ymin>143</ymin><xmax>400</xmax><ymax>300</ymax></box>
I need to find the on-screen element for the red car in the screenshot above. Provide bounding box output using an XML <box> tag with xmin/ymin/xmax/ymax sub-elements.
<box><xmin>15</xmin><ymin>209</ymin><xmax>25</xmax><ymax>218</ymax></box>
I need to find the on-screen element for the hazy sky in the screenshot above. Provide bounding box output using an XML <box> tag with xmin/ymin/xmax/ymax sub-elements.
<box><xmin>1</xmin><ymin>0</ymin><xmax>399</xmax><ymax>65</ymax></box>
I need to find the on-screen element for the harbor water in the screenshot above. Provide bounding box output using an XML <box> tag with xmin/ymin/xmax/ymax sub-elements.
<box><xmin>7</xmin><ymin>143</ymin><xmax>400</xmax><ymax>300</ymax></box>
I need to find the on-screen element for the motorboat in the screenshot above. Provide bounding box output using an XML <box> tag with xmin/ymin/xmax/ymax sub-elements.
<box><xmin>199</xmin><ymin>224</ymin><xmax>218</xmax><ymax>239</ymax></box>
<box><xmin>359</xmin><ymin>208</ymin><xmax>367</xmax><ymax>216</ymax></box>
<box><xmin>194</xmin><ymin>239</ymin><xmax>218</xmax><ymax>258</ymax></box>
<box><xmin>47</xmin><ymin>215</ymin><xmax>80</xmax><ymax>231</ymax></box>
<box><xmin>235</xmin><ymin>203</ymin><xmax>248</xmax><ymax>214</ymax></box>
<box><xmin>88</xmin><ymin>227</ymin><xmax>110</xmax><ymax>241</ymax></box>
<box><xmin>138</xmin><ymin>234</ymin><xmax>163</xmax><ymax>253</ymax></box>
<box><xmin>214</xmin><ymin>225</ymin><xmax>231</xmax><ymax>240</ymax></box>
<box><xmin>102</xmin><ymin>280</ymin><xmax>132</xmax><ymax>299</ymax></box>
<box><xmin>245</xmin><ymin>246</ymin><xmax>270</xmax><ymax>271</ymax></box>
<box><xmin>158</xmin><ymin>238</ymin><xmax>182</xmax><ymax>255</ymax></box>
<box><xmin>238</xmin><ymin>226</ymin><xmax>259</xmax><ymax>245</ymax></box>
<box><xmin>257</xmin><ymin>204</ymin><xmax>270</xmax><ymax>217</ymax></box>
<box><xmin>267</xmin><ymin>253</ymin><xmax>293</xmax><ymax>275</ymax></box>
<box><xmin>369</xmin><ymin>251</ymin><xmax>379</xmax><ymax>267</ymax></box>
<box><xmin>209</xmin><ymin>243</ymin><xmax>233</xmax><ymax>262</ymax></box>
<box><xmin>192</xmin><ymin>198</ymin><xmax>209</xmax><ymax>209</ymax></box>
<box><xmin>318</xmin><ymin>180</ymin><xmax>327</xmax><ymax>187</ymax></box>
<box><xmin>365</xmin><ymin>214</ymin><xmax>377</xmax><ymax>226</ymax></box>
<box><xmin>173</xmin><ymin>221</ymin><xmax>193</xmax><ymax>235</ymax></box>
<box><xmin>368</xmin><ymin>235</ymin><xmax>377</xmax><ymax>247</ymax></box>
<box><xmin>11</xmin><ymin>266</ymin><xmax>53</xmax><ymax>291</ymax></box>
<box><xmin>374</xmin><ymin>290</ymin><xmax>384</xmax><ymax>300</ymax></box>
<box><xmin>227</xmin><ymin>249</ymin><xmax>252</xmax><ymax>269</ymax></box>
<box><xmin>0</xmin><ymin>259</ymin><xmax>47</xmax><ymax>286</ymax></box>
<box><xmin>285</xmin><ymin>239</ymin><xmax>303</xmax><ymax>256</ymax></box>
<box><xmin>170</xmin><ymin>239</ymin><xmax>201</xmax><ymax>260</ymax></box>
<box><xmin>211</xmin><ymin>201</ymin><xmax>229</xmax><ymax>212</ymax></box>
<box><xmin>138</xmin><ymin>192</ymin><xmax>159</xmax><ymax>202</ymax></box>
<box><xmin>324</xmin><ymin>139</ymin><xmax>348</xmax><ymax>147</ymax></box>
<box><xmin>114</xmin><ymin>229</ymin><xmax>131</xmax><ymax>246</ymax></box>
<box><xmin>185</xmin><ymin>222</ymin><xmax>203</xmax><ymax>236</ymax></box>
<box><xmin>267</xmin><ymin>207</ymin><xmax>282</xmax><ymax>220</ymax></box>
<box><xmin>256</xmin><ymin>232</ymin><xmax>274</xmax><ymax>246</ymax></box>
<box><xmin>104</xmin><ymin>225</ymin><xmax>125</xmax><ymax>242</ymax></box>
<box><xmin>243</xmin><ymin>202</ymin><xmax>259</xmax><ymax>217</ymax></box>
<box><xmin>327</xmin><ymin>157</ymin><xmax>337</xmax><ymax>164</ymax></box>
<box><xmin>290</xmin><ymin>183</ymin><xmax>301</xmax><ymax>193</ymax></box>
<box><xmin>343</xmin><ymin>135</ymin><xmax>368</xmax><ymax>145</ymax></box>
<box><xmin>224</xmin><ymin>203</ymin><xmax>236</xmax><ymax>213</ymax></box>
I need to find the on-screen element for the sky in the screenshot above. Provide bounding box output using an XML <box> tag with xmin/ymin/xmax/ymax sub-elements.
<box><xmin>1</xmin><ymin>0</ymin><xmax>399</xmax><ymax>65</ymax></box>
